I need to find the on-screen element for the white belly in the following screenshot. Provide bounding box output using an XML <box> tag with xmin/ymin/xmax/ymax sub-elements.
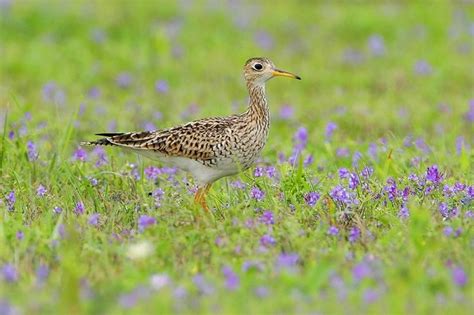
<box><xmin>136</xmin><ymin>150</ymin><xmax>239</xmax><ymax>185</ymax></box>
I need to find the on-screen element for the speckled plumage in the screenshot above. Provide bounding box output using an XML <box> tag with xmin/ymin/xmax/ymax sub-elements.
<box><xmin>82</xmin><ymin>57</ymin><xmax>300</xmax><ymax>211</ymax></box>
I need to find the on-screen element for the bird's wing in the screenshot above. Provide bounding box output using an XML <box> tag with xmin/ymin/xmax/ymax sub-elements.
<box><xmin>82</xmin><ymin>117</ymin><xmax>236</xmax><ymax>161</ymax></box>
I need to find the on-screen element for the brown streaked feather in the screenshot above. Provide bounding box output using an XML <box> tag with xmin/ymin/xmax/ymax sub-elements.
<box><xmin>82</xmin><ymin>116</ymin><xmax>239</xmax><ymax>161</ymax></box>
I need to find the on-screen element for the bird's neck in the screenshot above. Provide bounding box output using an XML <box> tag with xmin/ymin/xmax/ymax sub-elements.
<box><xmin>245</xmin><ymin>82</ymin><xmax>269</xmax><ymax>122</ymax></box>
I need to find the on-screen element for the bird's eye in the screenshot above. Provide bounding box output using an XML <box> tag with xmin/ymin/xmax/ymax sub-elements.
<box><xmin>253</xmin><ymin>63</ymin><xmax>263</xmax><ymax>71</ymax></box>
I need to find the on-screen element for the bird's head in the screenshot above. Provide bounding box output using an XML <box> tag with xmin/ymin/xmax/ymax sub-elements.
<box><xmin>243</xmin><ymin>57</ymin><xmax>301</xmax><ymax>86</ymax></box>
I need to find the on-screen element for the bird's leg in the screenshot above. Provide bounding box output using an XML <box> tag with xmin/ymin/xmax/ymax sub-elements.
<box><xmin>194</xmin><ymin>183</ymin><xmax>212</xmax><ymax>212</ymax></box>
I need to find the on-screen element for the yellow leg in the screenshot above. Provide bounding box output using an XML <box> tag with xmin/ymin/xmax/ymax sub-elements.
<box><xmin>194</xmin><ymin>184</ymin><xmax>212</xmax><ymax>212</ymax></box>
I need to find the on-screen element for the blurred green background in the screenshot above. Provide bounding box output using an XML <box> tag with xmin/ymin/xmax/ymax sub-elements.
<box><xmin>2</xmin><ymin>0</ymin><xmax>472</xmax><ymax>141</ymax></box>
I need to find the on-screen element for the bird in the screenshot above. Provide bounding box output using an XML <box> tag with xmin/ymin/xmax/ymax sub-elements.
<box><xmin>81</xmin><ymin>57</ymin><xmax>301</xmax><ymax>212</ymax></box>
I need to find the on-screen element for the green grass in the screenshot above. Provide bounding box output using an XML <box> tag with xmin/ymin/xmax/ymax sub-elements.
<box><xmin>0</xmin><ymin>1</ymin><xmax>473</xmax><ymax>314</ymax></box>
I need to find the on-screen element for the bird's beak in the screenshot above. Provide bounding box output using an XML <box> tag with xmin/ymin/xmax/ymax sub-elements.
<box><xmin>272</xmin><ymin>68</ymin><xmax>301</xmax><ymax>80</ymax></box>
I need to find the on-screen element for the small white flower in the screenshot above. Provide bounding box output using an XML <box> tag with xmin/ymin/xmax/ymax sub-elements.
<box><xmin>126</xmin><ymin>241</ymin><xmax>154</xmax><ymax>260</ymax></box>
<box><xmin>150</xmin><ymin>273</ymin><xmax>170</xmax><ymax>291</ymax></box>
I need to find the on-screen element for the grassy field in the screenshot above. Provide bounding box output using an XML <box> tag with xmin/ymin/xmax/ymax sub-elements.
<box><xmin>0</xmin><ymin>1</ymin><xmax>473</xmax><ymax>314</ymax></box>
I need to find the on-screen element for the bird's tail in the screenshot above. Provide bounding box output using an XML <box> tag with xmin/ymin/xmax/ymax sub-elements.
<box><xmin>80</xmin><ymin>133</ymin><xmax>124</xmax><ymax>146</ymax></box>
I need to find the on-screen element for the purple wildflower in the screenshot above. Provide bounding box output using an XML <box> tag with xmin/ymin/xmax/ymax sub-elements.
<box><xmin>330</xmin><ymin>185</ymin><xmax>357</xmax><ymax>205</ymax></box>
<box><xmin>266</xmin><ymin>166</ymin><xmax>277</xmax><ymax>178</ymax></box>
<box><xmin>245</xmin><ymin>219</ymin><xmax>255</xmax><ymax>229</ymax></box>
<box><xmin>368</xmin><ymin>34</ymin><xmax>385</xmax><ymax>56</ymax></box>
<box><xmin>1</xmin><ymin>264</ymin><xmax>18</xmax><ymax>283</ymax></box>
<box><xmin>304</xmin><ymin>192</ymin><xmax>320</xmax><ymax>207</ymax></box>
<box><xmin>180</xmin><ymin>103</ymin><xmax>200</xmax><ymax>119</ymax></box>
<box><xmin>53</xmin><ymin>206</ymin><xmax>62</xmax><ymax>214</ymax></box>
<box><xmin>88</xmin><ymin>177</ymin><xmax>98</xmax><ymax>186</ymax></box>
<box><xmin>443</xmin><ymin>226</ymin><xmax>453</xmax><ymax>237</ymax></box>
<box><xmin>26</xmin><ymin>141</ymin><xmax>39</xmax><ymax>161</ymax></box>
<box><xmin>16</xmin><ymin>230</ymin><xmax>24</xmax><ymax>241</ymax></box>
<box><xmin>118</xmin><ymin>292</ymin><xmax>139</xmax><ymax>309</ymax></box>
<box><xmin>411</xmin><ymin>157</ymin><xmax>421</xmax><ymax>167</ymax></box>
<box><xmin>230</xmin><ymin>180</ymin><xmax>246</xmax><ymax>189</ymax></box>
<box><xmin>454</xmin><ymin>228</ymin><xmax>462</xmax><ymax>237</ymax></box>
<box><xmin>215</xmin><ymin>236</ymin><xmax>224</xmax><ymax>247</ymax></box>
<box><xmin>348</xmin><ymin>173</ymin><xmax>359</xmax><ymax>190</ymax></box>
<box><xmin>90</xmin><ymin>28</ymin><xmax>106</xmax><ymax>43</ymax></box>
<box><xmin>36</xmin><ymin>264</ymin><xmax>49</xmax><ymax>285</ymax></box>
<box><xmin>338</xmin><ymin>168</ymin><xmax>350</xmax><ymax>179</ymax></box>
<box><xmin>88</xmin><ymin>213</ymin><xmax>100</xmax><ymax>226</ymax></box>
<box><xmin>399</xmin><ymin>204</ymin><xmax>410</xmax><ymax>219</ymax></box>
<box><xmin>278</xmin><ymin>152</ymin><xmax>286</xmax><ymax>163</ymax></box>
<box><xmin>279</xmin><ymin>104</ymin><xmax>294</xmax><ymax>120</ymax></box>
<box><xmin>328</xmin><ymin>226</ymin><xmax>339</xmax><ymax>236</ymax></box>
<box><xmin>19</xmin><ymin>125</ymin><xmax>27</xmax><ymax>137</ymax></box>
<box><xmin>173</xmin><ymin>286</ymin><xmax>187</xmax><ymax>300</ymax></box>
<box><xmin>74</xmin><ymin>202</ymin><xmax>85</xmax><ymax>215</ymax></box>
<box><xmin>152</xmin><ymin>188</ymin><xmax>164</xmax><ymax>207</ymax></box>
<box><xmin>5</xmin><ymin>191</ymin><xmax>15</xmax><ymax>211</ymax></box>
<box><xmin>144</xmin><ymin>166</ymin><xmax>161</xmax><ymax>180</ymax></box>
<box><xmin>304</xmin><ymin>154</ymin><xmax>314</xmax><ymax>167</ymax></box>
<box><xmin>8</xmin><ymin>130</ymin><xmax>14</xmax><ymax>140</ymax></box>
<box><xmin>93</xmin><ymin>147</ymin><xmax>108</xmax><ymax>167</ymax></box>
<box><xmin>36</xmin><ymin>184</ymin><xmax>47</xmax><ymax>197</ymax></box>
<box><xmin>254</xmin><ymin>30</ymin><xmax>274</xmax><ymax>50</ymax></box>
<box><xmin>426</xmin><ymin>165</ymin><xmax>442</xmax><ymax>185</ymax></box>
<box><xmin>415</xmin><ymin>137</ymin><xmax>431</xmax><ymax>154</ymax></box>
<box><xmin>288</xmin><ymin>150</ymin><xmax>300</xmax><ymax>165</ymax></box>
<box><xmin>330</xmin><ymin>274</ymin><xmax>347</xmax><ymax>301</ymax></box>
<box><xmin>116</xmin><ymin>72</ymin><xmax>132</xmax><ymax>88</ymax></box>
<box><xmin>452</xmin><ymin>266</ymin><xmax>467</xmax><ymax>287</ymax></box>
<box><xmin>254</xmin><ymin>167</ymin><xmax>264</xmax><ymax>177</ymax></box>
<box><xmin>348</xmin><ymin>227</ymin><xmax>361</xmax><ymax>243</ymax></box>
<box><xmin>456</xmin><ymin>136</ymin><xmax>468</xmax><ymax>155</ymax></box>
<box><xmin>408</xmin><ymin>173</ymin><xmax>419</xmax><ymax>182</ymax></box>
<box><xmin>72</xmin><ymin>147</ymin><xmax>87</xmax><ymax>162</ymax></box>
<box><xmin>384</xmin><ymin>178</ymin><xmax>397</xmax><ymax>201</ymax></box>
<box><xmin>336</xmin><ymin>147</ymin><xmax>350</xmax><ymax>157</ymax></box>
<box><xmin>193</xmin><ymin>274</ymin><xmax>214</xmax><ymax>295</ymax></box>
<box><xmin>276</xmin><ymin>252</ymin><xmax>299</xmax><ymax>270</ymax></box>
<box><xmin>325</xmin><ymin>122</ymin><xmax>337</xmax><ymax>140</ymax></box>
<box><xmin>0</xmin><ymin>299</ymin><xmax>18</xmax><ymax>315</ymax></box>
<box><xmin>363</xmin><ymin>288</ymin><xmax>380</xmax><ymax>304</ymax></box>
<box><xmin>88</xmin><ymin>86</ymin><xmax>101</xmax><ymax>99</ymax></box>
<box><xmin>443</xmin><ymin>185</ymin><xmax>454</xmax><ymax>197</ymax></box>
<box><xmin>138</xmin><ymin>215</ymin><xmax>156</xmax><ymax>232</ymax></box>
<box><xmin>368</xmin><ymin>142</ymin><xmax>377</xmax><ymax>159</ymax></box>
<box><xmin>467</xmin><ymin>186</ymin><xmax>474</xmax><ymax>199</ymax></box>
<box><xmin>352</xmin><ymin>261</ymin><xmax>372</xmax><ymax>281</ymax></box>
<box><xmin>439</xmin><ymin>203</ymin><xmax>449</xmax><ymax>218</ymax></box>
<box><xmin>42</xmin><ymin>81</ymin><xmax>56</xmax><ymax>102</ymax></box>
<box><xmin>453</xmin><ymin>182</ymin><xmax>466</xmax><ymax>193</ymax></box>
<box><xmin>352</xmin><ymin>151</ymin><xmax>362</xmax><ymax>167</ymax></box>
<box><xmin>414</xmin><ymin>60</ymin><xmax>433</xmax><ymax>75</ymax></box>
<box><xmin>251</xmin><ymin>187</ymin><xmax>265</xmax><ymax>201</ymax></box>
<box><xmin>361</xmin><ymin>166</ymin><xmax>373</xmax><ymax>178</ymax></box>
<box><xmin>260</xmin><ymin>211</ymin><xmax>274</xmax><ymax>225</ymax></box>
<box><xmin>155</xmin><ymin>80</ymin><xmax>169</xmax><ymax>94</ymax></box>
<box><xmin>464</xmin><ymin>99</ymin><xmax>474</xmax><ymax>123</ymax></box>
<box><xmin>222</xmin><ymin>266</ymin><xmax>239</xmax><ymax>290</ymax></box>
<box><xmin>57</xmin><ymin>224</ymin><xmax>66</xmax><ymax>239</ymax></box>
<box><xmin>293</xmin><ymin>126</ymin><xmax>308</xmax><ymax>151</ymax></box>
<box><xmin>260</xmin><ymin>234</ymin><xmax>276</xmax><ymax>247</ymax></box>
<box><xmin>343</xmin><ymin>48</ymin><xmax>364</xmax><ymax>65</ymax></box>
<box><xmin>255</xmin><ymin>286</ymin><xmax>269</xmax><ymax>298</ymax></box>
<box><xmin>403</xmin><ymin>135</ymin><xmax>413</xmax><ymax>147</ymax></box>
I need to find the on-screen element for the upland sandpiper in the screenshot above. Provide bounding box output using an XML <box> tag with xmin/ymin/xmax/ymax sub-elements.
<box><xmin>82</xmin><ymin>57</ymin><xmax>300</xmax><ymax>211</ymax></box>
